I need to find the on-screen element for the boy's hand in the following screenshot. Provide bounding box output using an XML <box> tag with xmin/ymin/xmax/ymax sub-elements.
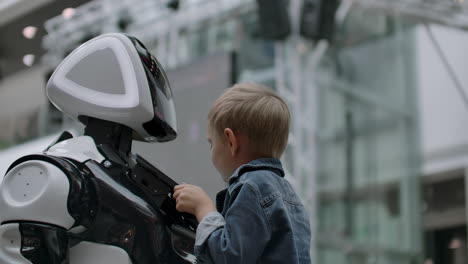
<box><xmin>173</xmin><ymin>184</ymin><xmax>217</xmax><ymax>222</ymax></box>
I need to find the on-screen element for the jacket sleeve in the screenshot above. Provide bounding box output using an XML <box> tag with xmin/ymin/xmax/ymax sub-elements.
<box><xmin>194</xmin><ymin>182</ymin><xmax>271</xmax><ymax>263</ymax></box>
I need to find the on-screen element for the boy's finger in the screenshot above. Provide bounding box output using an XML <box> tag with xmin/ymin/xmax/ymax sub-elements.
<box><xmin>174</xmin><ymin>184</ymin><xmax>185</xmax><ymax>191</ymax></box>
<box><xmin>175</xmin><ymin>201</ymin><xmax>185</xmax><ymax>212</ymax></box>
<box><xmin>173</xmin><ymin>189</ymin><xmax>182</xmax><ymax>199</ymax></box>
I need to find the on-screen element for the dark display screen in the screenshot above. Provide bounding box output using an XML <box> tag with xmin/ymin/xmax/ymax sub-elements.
<box><xmin>129</xmin><ymin>36</ymin><xmax>172</xmax><ymax>101</ymax></box>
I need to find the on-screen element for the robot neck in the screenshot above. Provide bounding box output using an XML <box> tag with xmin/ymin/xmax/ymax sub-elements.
<box><xmin>83</xmin><ymin>117</ymin><xmax>133</xmax><ymax>162</ymax></box>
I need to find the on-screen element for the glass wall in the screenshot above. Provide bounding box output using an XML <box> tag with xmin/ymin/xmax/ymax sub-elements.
<box><xmin>315</xmin><ymin>9</ymin><xmax>423</xmax><ymax>263</ymax></box>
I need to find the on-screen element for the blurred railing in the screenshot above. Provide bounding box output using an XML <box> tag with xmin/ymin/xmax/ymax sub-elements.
<box><xmin>355</xmin><ymin>0</ymin><xmax>468</xmax><ymax>31</ymax></box>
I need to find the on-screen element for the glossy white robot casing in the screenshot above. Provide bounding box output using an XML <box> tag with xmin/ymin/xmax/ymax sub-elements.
<box><xmin>46</xmin><ymin>33</ymin><xmax>177</xmax><ymax>142</ymax></box>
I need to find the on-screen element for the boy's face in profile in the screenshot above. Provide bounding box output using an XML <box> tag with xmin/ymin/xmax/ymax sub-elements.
<box><xmin>207</xmin><ymin>125</ymin><xmax>233</xmax><ymax>182</ymax></box>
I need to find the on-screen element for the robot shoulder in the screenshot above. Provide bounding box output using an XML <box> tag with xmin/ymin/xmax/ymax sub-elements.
<box><xmin>0</xmin><ymin>154</ymin><xmax>89</xmax><ymax>229</ymax></box>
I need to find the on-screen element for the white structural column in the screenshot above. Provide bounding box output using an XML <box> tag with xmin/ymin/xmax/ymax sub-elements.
<box><xmin>273</xmin><ymin>1</ymin><xmax>325</xmax><ymax>262</ymax></box>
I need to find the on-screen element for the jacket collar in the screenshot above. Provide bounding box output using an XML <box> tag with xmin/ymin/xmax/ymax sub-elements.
<box><xmin>228</xmin><ymin>157</ymin><xmax>284</xmax><ymax>185</ymax></box>
<box><xmin>216</xmin><ymin>158</ymin><xmax>285</xmax><ymax>212</ymax></box>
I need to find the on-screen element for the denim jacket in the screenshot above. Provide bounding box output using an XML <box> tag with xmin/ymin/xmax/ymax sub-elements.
<box><xmin>194</xmin><ymin>158</ymin><xmax>311</xmax><ymax>263</ymax></box>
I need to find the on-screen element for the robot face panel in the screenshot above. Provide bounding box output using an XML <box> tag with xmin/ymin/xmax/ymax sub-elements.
<box><xmin>128</xmin><ymin>37</ymin><xmax>177</xmax><ymax>142</ymax></box>
<box><xmin>46</xmin><ymin>33</ymin><xmax>177</xmax><ymax>142</ymax></box>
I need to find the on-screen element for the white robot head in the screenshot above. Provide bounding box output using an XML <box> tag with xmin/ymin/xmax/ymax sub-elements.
<box><xmin>46</xmin><ymin>33</ymin><xmax>177</xmax><ymax>142</ymax></box>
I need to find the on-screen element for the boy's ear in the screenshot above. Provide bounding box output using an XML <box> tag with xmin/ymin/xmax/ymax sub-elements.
<box><xmin>224</xmin><ymin>128</ymin><xmax>238</xmax><ymax>156</ymax></box>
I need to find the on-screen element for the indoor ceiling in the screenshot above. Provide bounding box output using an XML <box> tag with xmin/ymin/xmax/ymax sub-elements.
<box><xmin>0</xmin><ymin>0</ymin><xmax>91</xmax><ymax>79</ymax></box>
<box><xmin>2</xmin><ymin>0</ymin><xmax>468</xmax><ymax>80</ymax></box>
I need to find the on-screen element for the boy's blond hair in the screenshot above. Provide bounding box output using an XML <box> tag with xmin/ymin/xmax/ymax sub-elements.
<box><xmin>208</xmin><ymin>83</ymin><xmax>290</xmax><ymax>158</ymax></box>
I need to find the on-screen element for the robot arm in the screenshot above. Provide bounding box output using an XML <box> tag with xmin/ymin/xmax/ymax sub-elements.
<box><xmin>0</xmin><ymin>155</ymin><xmax>89</xmax><ymax>264</ymax></box>
<box><xmin>130</xmin><ymin>154</ymin><xmax>198</xmax><ymax>259</ymax></box>
<box><xmin>130</xmin><ymin>155</ymin><xmax>198</xmax><ymax>231</ymax></box>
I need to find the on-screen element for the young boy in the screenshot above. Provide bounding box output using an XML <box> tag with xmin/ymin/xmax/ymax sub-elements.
<box><xmin>173</xmin><ymin>83</ymin><xmax>311</xmax><ymax>263</ymax></box>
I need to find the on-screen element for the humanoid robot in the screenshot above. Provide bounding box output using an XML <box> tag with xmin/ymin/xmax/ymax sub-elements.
<box><xmin>0</xmin><ymin>33</ymin><xmax>198</xmax><ymax>264</ymax></box>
